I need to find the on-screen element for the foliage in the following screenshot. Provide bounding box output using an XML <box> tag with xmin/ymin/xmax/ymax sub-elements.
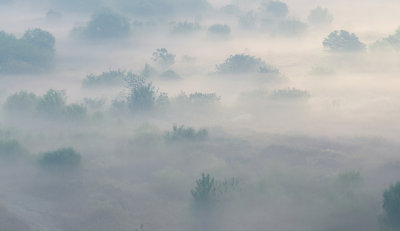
<box><xmin>36</xmin><ymin>89</ymin><xmax>66</xmax><ymax>117</ymax></box>
<box><xmin>191</xmin><ymin>173</ymin><xmax>217</xmax><ymax>205</ymax></box>
<box><xmin>127</xmin><ymin>78</ymin><xmax>158</xmax><ymax>111</ymax></box>
<box><xmin>208</xmin><ymin>24</ymin><xmax>231</xmax><ymax>36</ymax></box>
<box><xmin>277</xmin><ymin>19</ymin><xmax>307</xmax><ymax>36</ymax></box>
<box><xmin>371</xmin><ymin>28</ymin><xmax>400</xmax><ymax>52</ymax></box>
<box><xmin>3</xmin><ymin>91</ymin><xmax>38</xmax><ymax>114</ymax></box>
<box><xmin>170</xmin><ymin>21</ymin><xmax>201</xmax><ymax>34</ymax></box>
<box><xmin>82</xmin><ymin>70</ymin><xmax>134</xmax><ymax>87</ymax></box>
<box><xmin>382</xmin><ymin>181</ymin><xmax>400</xmax><ymax>229</ymax></box>
<box><xmin>165</xmin><ymin>125</ymin><xmax>208</xmax><ymax>141</ymax></box>
<box><xmin>0</xmin><ymin>29</ymin><xmax>55</xmax><ymax>73</ymax></box>
<box><xmin>262</xmin><ymin>1</ymin><xmax>288</xmax><ymax>19</ymax></box>
<box><xmin>323</xmin><ymin>30</ymin><xmax>366</xmax><ymax>52</ymax></box>
<box><xmin>38</xmin><ymin>147</ymin><xmax>81</xmax><ymax>167</ymax></box>
<box><xmin>76</xmin><ymin>8</ymin><xmax>130</xmax><ymax>39</ymax></box>
<box><xmin>152</xmin><ymin>48</ymin><xmax>175</xmax><ymax>67</ymax></box>
<box><xmin>216</xmin><ymin>54</ymin><xmax>279</xmax><ymax>74</ymax></box>
<box><xmin>308</xmin><ymin>6</ymin><xmax>333</xmax><ymax>26</ymax></box>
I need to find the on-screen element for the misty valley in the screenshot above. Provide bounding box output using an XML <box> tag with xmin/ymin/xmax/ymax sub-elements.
<box><xmin>1</xmin><ymin>0</ymin><xmax>400</xmax><ymax>231</ymax></box>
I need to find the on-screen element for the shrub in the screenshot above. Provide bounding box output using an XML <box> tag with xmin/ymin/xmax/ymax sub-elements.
<box><xmin>76</xmin><ymin>8</ymin><xmax>130</xmax><ymax>39</ymax></box>
<box><xmin>165</xmin><ymin>125</ymin><xmax>208</xmax><ymax>141</ymax></box>
<box><xmin>170</xmin><ymin>21</ymin><xmax>201</xmax><ymax>34</ymax></box>
<box><xmin>36</xmin><ymin>89</ymin><xmax>66</xmax><ymax>117</ymax></box>
<box><xmin>191</xmin><ymin>173</ymin><xmax>217</xmax><ymax>205</ymax></box>
<box><xmin>3</xmin><ymin>91</ymin><xmax>38</xmax><ymax>114</ymax></box>
<box><xmin>82</xmin><ymin>70</ymin><xmax>131</xmax><ymax>88</ymax></box>
<box><xmin>382</xmin><ymin>182</ymin><xmax>400</xmax><ymax>230</ymax></box>
<box><xmin>208</xmin><ymin>24</ymin><xmax>231</xmax><ymax>37</ymax></box>
<box><xmin>152</xmin><ymin>48</ymin><xmax>175</xmax><ymax>67</ymax></box>
<box><xmin>127</xmin><ymin>78</ymin><xmax>158</xmax><ymax>111</ymax></box>
<box><xmin>0</xmin><ymin>29</ymin><xmax>55</xmax><ymax>73</ymax></box>
<box><xmin>216</xmin><ymin>54</ymin><xmax>279</xmax><ymax>74</ymax></box>
<box><xmin>262</xmin><ymin>1</ymin><xmax>288</xmax><ymax>19</ymax></box>
<box><xmin>371</xmin><ymin>28</ymin><xmax>400</xmax><ymax>52</ymax></box>
<box><xmin>323</xmin><ymin>30</ymin><xmax>366</xmax><ymax>52</ymax></box>
<box><xmin>308</xmin><ymin>6</ymin><xmax>333</xmax><ymax>26</ymax></box>
<box><xmin>38</xmin><ymin>147</ymin><xmax>81</xmax><ymax>167</ymax></box>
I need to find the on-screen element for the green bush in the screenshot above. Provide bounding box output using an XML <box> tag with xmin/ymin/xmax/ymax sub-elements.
<box><xmin>39</xmin><ymin>147</ymin><xmax>81</xmax><ymax>167</ymax></box>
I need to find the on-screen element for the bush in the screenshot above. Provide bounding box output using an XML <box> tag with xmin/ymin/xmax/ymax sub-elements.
<box><xmin>308</xmin><ymin>6</ymin><xmax>333</xmax><ymax>26</ymax></box>
<box><xmin>216</xmin><ymin>54</ymin><xmax>279</xmax><ymax>75</ymax></box>
<box><xmin>127</xmin><ymin>78</ymin><xmax>158</xmax><ymax>111</ymax></box>
<box><xmin>76</xmin><ymin>8</ymin><xmax>130</xmax><ymax>39</ymax></box>
<box><xmin>152</xmin><ymin>48</ymin><xmax>175</xmax><ymax>67</ymax></box>
<box><xmin>165</xmin><ymin>125</ymin><xmax>208</xmax><ymax>141</ymax></box>
<box><xmin>82</xmin><ymin>70</ymin><xmax>132</xmax><ymax>88</ymax></box>
<box><xmin>36</xmin><ymin>89</ymin><xmax>66</xmax><ymax>117</ymax></box>
<box><xmin>170</xmin><ymin>21</ymin><xmax>201</xmax><ymax>34</ymax></box>
<box><xmin>39</xmin><ymin>147</ymin><xmax>81</xmax><ymax>167</ymax></box>
<box><xmin>0</xmin><ymin>29</ymin><xmax>55</xmax><ymax>73</ymax></box>
<box><xmin>382</xmin><ymin>182</ymin><xmax>400</xmax><ymax>230</ymax></box>
<box><xmin>191</xmin><ymin>173</ymin><xmax>217</xmax><ymax>205</ymax></box>
<box><xmin>323</xmin><ymin>30</ymin><xmax>366</xmax><ymax>52</ymax></box>
<box><xmin>261</xmin><ymin>1</ymin><xmax>288</xmax><ymax>19</ymax></box>
<box><xmin>3</xmin><ymin>91</ymin><xmax>38</xmax><ymax>114</ymax></box>
<box><xmin>371</xmin><ymin>28</ymin><xmax>400</xmax><ymax>52</ymax></box>
<box><xmin>208</xmin><ymin>24</ymin><xmax>231</xmax><ymax>37</ymax></box>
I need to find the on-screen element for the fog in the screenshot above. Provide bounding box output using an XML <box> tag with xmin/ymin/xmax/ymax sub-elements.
<box><xmin>1</xmin><ymin>0</ymin><xmax>400</xmax><ymax>231</ymax></box>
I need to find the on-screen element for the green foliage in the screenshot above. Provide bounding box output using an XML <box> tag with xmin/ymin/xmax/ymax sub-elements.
<box><xmin>191</xmin><ymin>173</ymin><xmax>217</xmax><ymax>204</ymax></box>
<box><xmin>39</xmin><ymin>147</ymin><xmax>81</xmax><ymax>167</ymax></box>
<box><xmin>216</xmin><ymin>54</ymin><xmax>279</xmax><ymax>74</ymax></box>
<box><xmin>165</xmin><ymin>125</ymin><xmax>208</xmax><ymax>141</ymax></box>
<box><xmin>323</xmin><ymin>30</ymin><xmax>366</xmax><ymax>52</ymax></box>
<box><xmin>0</xmin><ymin>29</ymin><xmax>55</xmax><ymax>73</ymax></box>
<box><xmin>382</xmin><ymin>182</ymin><xmax>400</xmax><ymax>229</ymax></box>
<box><xmin>76</xmin><ymin>8</ymin><xmax>130</xmax><ymax>39</ymax></box>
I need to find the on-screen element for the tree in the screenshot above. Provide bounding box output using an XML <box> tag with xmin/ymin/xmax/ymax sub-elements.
<box><xmin>323</xmin><ymin>30</ymin><xmax>366</xmax><ymax>52</ymax></box>
<box><xmin>22</xmin><ymin>28</ymin><xmax>55</xmax><ymax>51</ymax></box>
<box><xmin>77</xmin><ymin>8</ymin><xmax>130</xmax><ymax>39</ymax></box>
<box><xmin>216</xmin><ymin>54</ymin><xmax>279</xmax><ymax>74</ymax></box>
<box><xmin>208</xmin><ymin>24</ymin><xmax>231</xmax><ymax>37</ymax></box>
<box><xmin>191</xmin><ymin>173</ymin><xmax>217</xmax><ymax>205</ymax></box>
<box><xmin>262</xmin><ymin>1</ymin><xmax>288</xmax><ymax>19</ymax></box>
<box><xmin>152</xmin><ymin>48</ymin><xmax>175</xmax><ymax>67</ymax></box>
<box><xmin>127</xmin><ymin>78</ymin><xmax>158</xmax><ymax>111</ymax></box>
<box><xmin>308</xmin><ymin>6</ymin><xmax>333</xmax><ymax>26</ymax></box>
<box><xmin>382</xmin><ymin>182</ymin><xmax>400</xmax><ymax>230</ymax></box>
